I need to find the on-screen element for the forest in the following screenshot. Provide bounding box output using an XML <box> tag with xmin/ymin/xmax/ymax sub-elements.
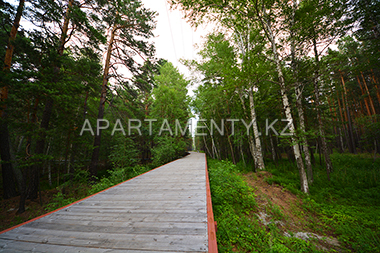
<box><xmin>170</xmin><ymin>0</ymin><xmax>380</xmax><ymax>251</ymax></box>
<box><xmin>1</xmin><ymin>0</ymin><xmax>380</xmax><ymax>252</ymax></box>
<box><xmin>174</xmin><ymin>0</ymin><xmax>380</xmax><ymax>194</ymax></box>
<box><xmin>0</xmin><ymin>0</ymin><xmax>191</xmax><ymax>216</ymax></box>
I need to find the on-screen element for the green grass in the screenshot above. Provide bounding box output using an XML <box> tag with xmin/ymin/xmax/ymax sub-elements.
<box><xmin>208</xmin><ymin>159</ymin><xmax>323</xmax><ymax>252</ymax></box>
<box><xmin>264</xmin><ymin>153</ymin><xmax>380</xmax><ymax>252</ymax></box>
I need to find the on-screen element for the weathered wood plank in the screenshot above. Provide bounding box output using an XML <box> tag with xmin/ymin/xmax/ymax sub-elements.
<box><xmin>0</xmin><ymin>152</ymin><xmax>210</xmax><ymax>252</ymax></box>
<box><xmin>43</xmin><ymin>212</ymin><xmax>208</xmax><ymax>223</ymax></box>
<box><xmin>1</xmin><ymin>227</ymin><xmax>208</xmax><ymax>251</ymax></box>
<box><xmin>22</xmin><ymin>221</ymin><xmax>207</xmax><ymax>235</ymax></box>
<box><xmin>0</xmin><ymin>238</ymin><xmax>204</xmax><ymax>253</ymax></box>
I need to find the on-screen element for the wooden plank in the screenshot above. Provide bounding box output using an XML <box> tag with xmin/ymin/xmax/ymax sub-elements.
<box><xmin>0</xmin><ymin>227</ymin><xmax>208</xmax><ymax>251</ymax></box>
<box><xmin>0</xmin><ymin>238</ymin><xmax>204</xmax><ymax>253</ymax></box>
<box><xmin>43</xmin><ymin>212</ymin><xmax>208</xmax><ymax>223</ymax></box>
<box><xmin>22</xmin><ymin>221</ymin><xmax>207</xmax><ymax>235</ymax></box>
<box><xmin>25</xmin><ymin>219</ymin><xmax>206</xmax><ymax>230</ymax></box>
<box><xmin>0</xmin><ymin>152</ymin><xmax>211</xmax><ymax>252</ymax></box>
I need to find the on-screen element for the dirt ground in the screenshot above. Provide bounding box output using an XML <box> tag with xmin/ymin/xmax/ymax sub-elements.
<box><xmin>243</xmin><ymin>171</ymin><xmax>341</xmax><ymax>252</ymax></box>
<box><xmin>0</xmin><ymin>188</ymin><xmax>59</xmax><ymax>231</ymax></box>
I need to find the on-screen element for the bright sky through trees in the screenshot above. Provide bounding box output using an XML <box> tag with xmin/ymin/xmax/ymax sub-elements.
<box><xmin>141</xmin><ymin>0</ymin><xmax>212</xmax><ymax>85</ymax></box>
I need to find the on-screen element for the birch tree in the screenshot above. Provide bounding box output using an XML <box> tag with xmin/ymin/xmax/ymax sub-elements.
<box><xmin>234</xmin><ymin>27</ymin><xmax>266</xmax><ymax>170</ymax></box>
<box><xmin>171</xmin><ymin>0</ymin><xmax>310</xmax><ymax>192</ymax></box>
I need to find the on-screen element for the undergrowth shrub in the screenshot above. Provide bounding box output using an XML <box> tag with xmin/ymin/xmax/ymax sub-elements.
<box><xmin>264</xmin><ymin>153</ymin><xmax>380</xmax><ymax>252</ymax></box>
<box><xmin>208</xmin><ymin>159</ymin><xmax>321</xmax><ymax>252</ymax></box>
<box><xmin>152</xmin><ymin>136</ymin><xmax>187</xmax><ymax>166</ymax></box>
<box><xmin>89</xmin><ymin>164</ymin><xmax>151</xmax><ymax>195</ymax></box>
<box><xmin>45</xmin><ymin>191</ymin><xmax>76</xmax><ymax>212</ymax></box>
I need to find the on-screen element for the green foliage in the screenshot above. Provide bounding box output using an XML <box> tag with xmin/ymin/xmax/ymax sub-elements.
<box><xmin>265</xmin><ymin>153</ymin><xmax>380</xmax><ymax>252</ymax></box>
<box><xmin>152</xmin><ymin>136</ymin><xmax>186</xmax><ymax>166</ymax></box>
<box><xmin>88</xmin><ymin>165</ymin><xmax>148</xmax><ymax>195</ymax></box>
<box><xmin>150</xmin><ymin>62</ymin><xmax>191</xmax><ymax>164</ymax></box>
<box><xmin>109</xmin><ymin>138</ymin><xmax>139</xmax><ymax>169</ymax></box>
<box><xmin>208</xmin><ymin>159</ymin><xmax>321</xmax><ymax>252</ymax></box>
<box><xmin>45</xmin><ymin>191</ymin><xmax>76</xmax><ymax>212</ymax></box>
<box><xmin>151</xmin><ymin>62</ymin><xmax>190</xmax><ymax>120</ymax></box>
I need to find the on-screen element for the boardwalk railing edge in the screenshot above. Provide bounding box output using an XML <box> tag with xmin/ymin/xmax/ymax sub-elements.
<box><xmin>205</xmin><ymin>154</ymin><xmax>218</xmax><ymax>253</ymax></box>
<box><xmin>0</xmin><ymin>155</ymin><xmax>187</xmax><ymax>235</ymax></box>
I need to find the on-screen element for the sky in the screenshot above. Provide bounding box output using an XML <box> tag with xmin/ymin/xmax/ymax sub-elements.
<box><xmin>141</xmin><ymin>0</ymin><xmax>211</xmax><ymax>87</ymax></box>
<box><xmin>12</xmin><ymin>0</ymin><xmax>208</xmax><ymax>131</ymax></box>
<box><xmin>12</xmin><ymin>0</ymin><xmax>211</xmax><ymax>83</ymax></box>
<box><xmin>141</xmin><ymin>0</ymin><xmax>213</xmax><ymax>132</ymax></box>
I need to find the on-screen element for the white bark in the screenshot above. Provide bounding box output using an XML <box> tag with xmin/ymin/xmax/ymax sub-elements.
<box><xmin>295</xmin><ymin>85</ymin><xmax>313</xmax><ymax>183</ymax></box>
<box><xmin>290</xmin><ymin>0</ymin><xmax>313</xmax><ymax>183</ymax></box>
<box><xmin>236</xmin><ymin>30</ymin><xmax>265</xmax><ymax>170</ymax></box>
<box><xmin>259</xmin><ymin>11</ymin><xmax>309</xmax><ymax>193</ymax></box>
<box><xmin>238</xmin><ymin>88</ymin><xmax>260</xmax><ymax>168</ymax></box>
<box><xmin>249</xmin><ymin>87</ymin><xmax>265</xmax><ymax>170</ymax></box>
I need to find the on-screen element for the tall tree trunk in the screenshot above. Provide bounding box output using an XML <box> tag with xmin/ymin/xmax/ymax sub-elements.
<box><xmin>295</xmin><ymin>86</ymin><xmax>313</xmax><ymax>182</ymax></box>
<box><xmin>89</xmin><ymin>27</ymin><xmax>117</xmax><ymax>179</ymax></box>
<box><xmin>224</xmin><ymin>124</ymin><xmax>236</xmax><ymax>164</ymax></box>
<box><xmin>18</xmin><ymin>98</ymin><xmax>38</xmax><ymax>213</ymax></box>
<box><xmin>360</xmin><ymin>72</ymin><xmax>377</xmax><ymax>115</ymax></box>
<box><xmin>0</xmin><ymin>0</ymin><xmax>25</xmax><ymax>200</ymax></box>
<box><xmin>238</xmin><ymin>89</ymin><xmax>259</xmax><ymax>169</ymax></box>
<box><xmin>340</xmin><ymin>72</ymin><xmax>357</xmax><ymax>154</ymax></box>
<box><xmin>312</xmin><ymin>32</ymin><xmax>333</xmax><ymax>178</ymax></box>
<box><xmin>28</xmin><ymin>99</ymin><xmax>54</xmax><ymax>200</ymax></box>
<box><xmin>258</xmin><ymin>12</ymin><xmax>309</xmax><ymax>193</ymax></box>
<box><xmin>357</xmin><ymin>76</ymin><xmax>372</xmax><ymax>116</ymax></box>
<box><xmin>0</xmin><ymin>123</ymin><xmax>17</xmax><ymax>198</ymax></box>
<box><xmin>239</xmin><ymin>140</ymin><xmax>246</xmax><ymax>166</ymax></box>
<box><xmin>370</xmin><ymin>71</ymin><xmax>380</xmax><ymax>106</ymax></box>
<box><xmin>9</xmin><ymin>136</ymin><xmax>23</xmax><ymax>195</ymax></box>
<box><xmin>24</xmin><ymin>0</ymin><xmax>74</xmax><ymax>205</ymax></box>
<box><xmin>249</xmin><ymin>87</ymin><xmax>265</xmax><ymax>170</ymax></box>
<box><xmin>69</xmin><ymin>91</ymin><xmax>89</xmax><ymax>179</ymax></box>
<box><xmin>290</xmin><ymin>1</ymin><xmax>313</xmax><ymax>182</ymax></box>
<box><xmin>269</xmin><ymin>133</ymin><xmax>277</xmax><ymax>163</ymax></box>
<box><xmin>235</xmin><ymin>30</ymin><xmax>265</xmax><ymax>169</ymax></box>
<box><xmin>202</xmin><ymin>134</ymin><xmax>213</xmax><ymax>158</ymax></box>
<box><xmin>336</xmin><ymin>89</ymin><xmax>349</xmax><ymax>151</ymax></box>
<box><xmin>0</xmin><ymin>0</ymin><xmax>25</xmax><ymax>113</ymax></box>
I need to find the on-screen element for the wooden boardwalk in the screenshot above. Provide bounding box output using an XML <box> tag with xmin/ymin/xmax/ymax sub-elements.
<box><xmin>0</xmin><ymin>152</ymin><xmax>217</xmax><ymax>252</ymax></box>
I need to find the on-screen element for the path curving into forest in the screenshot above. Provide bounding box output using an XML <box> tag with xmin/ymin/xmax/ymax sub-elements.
<box><xmin>0</xmin><ymin>152</ymin><xmax>217</xmax><ymax>252</ymax></box>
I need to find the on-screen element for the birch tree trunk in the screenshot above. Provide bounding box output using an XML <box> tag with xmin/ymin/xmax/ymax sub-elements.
<box><xmin>290</xmin><ymin>0</ymin><xmax>313</xmax><ymax>182</ymax></box>
<box><xmin>258</xmin><ymin>10</ymin><xmax>309</xmax><ymax>193</ymax></box>
<box><xmin>249</xmin><ymin>87</ymin><xmax>265</xmax><ymax>170</ymax></box>
<box><xmin>235</xmin><ymin>31</ymin><xmax>265</xmax><ymax>170</ymax></box>
<box><xmin>238</xmin><ymin>89</ymin><xmax>259</xmax><ymax>169</ymax></box>
<box><xmin>295</xmin><ymin>85</ymin><xmax>313</xmax><ymax>182</ymax></box>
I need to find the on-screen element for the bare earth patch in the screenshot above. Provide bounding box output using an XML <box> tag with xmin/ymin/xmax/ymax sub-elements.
<box><xmin>0</xmin><ymin>189</ymin><xmax>58</xmax><ymax>231</ymax></box>
<box><xmin>0</xmin><ymin>184</ymin><xmax>90</xmax><ymax>232</ymax></box>
<box><xmin>243</xmin><ymin>171</ymin><xmax>341</xmax><ymax>252</ymax></box>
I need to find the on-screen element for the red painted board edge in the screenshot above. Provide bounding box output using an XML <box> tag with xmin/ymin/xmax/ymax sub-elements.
<box><xmin>0</xmin><ymin>155</ymin><xmax>186</xmax><ymax>234</ymax></box>
<box><xmin>205</xmin><ymin>154</ymin><xmax>218</xmax><ymax>252</ymax></box>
